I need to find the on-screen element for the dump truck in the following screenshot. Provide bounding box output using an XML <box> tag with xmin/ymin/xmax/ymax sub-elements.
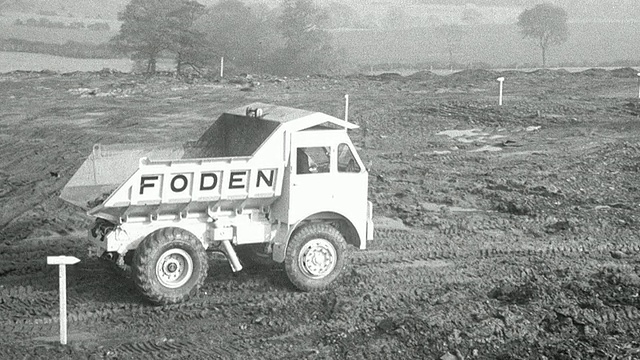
<box><xmin>61</xmin><ymin>103</ymin><xmax>374</xmax><ymax>304</ymax></box>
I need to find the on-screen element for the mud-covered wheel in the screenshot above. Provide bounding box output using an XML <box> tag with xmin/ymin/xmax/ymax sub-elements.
<box><xmin>284</xmin><ymin>223</ymin><xmax>347</xmax><ymax>291</ymax></box>
<box><xmin>132</xmin><ymin>227</ymin><xmax>208</xmax><ymax>305</ymax></box>
<box><xmin>236</xmin><ymin>244</ymin><xmax>275</xmax><ymax>268</ymax></box>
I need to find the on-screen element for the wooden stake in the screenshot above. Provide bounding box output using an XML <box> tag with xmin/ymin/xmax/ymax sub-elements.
<box><xmin>497</xmin><ymin>77</ymin><xmax>505</xmax><ymax>106</ymax></box>
<box><xmin>47</xmin><ymin>256</ymin><xmax>80</xmax><ymax>345</ymax></box>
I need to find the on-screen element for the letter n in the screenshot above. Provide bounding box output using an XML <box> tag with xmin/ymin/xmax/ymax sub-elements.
<box><xmin>256</xmin><ymin>169</ymin><xmax>274</xmax><ymax>188</ymax></box>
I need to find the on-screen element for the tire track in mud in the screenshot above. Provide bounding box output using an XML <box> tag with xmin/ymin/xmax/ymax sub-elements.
<box><xmin>0</xmin><ymin>239</ymin><xmax>80</xmax><ymax>277</ymax></box>
<box><xmin>0</xmin><ymin>278</ymin><xmax>322</xmax><ymax>337</ymax></box>
<box><xmin>368</xmin><ymin>228</ymin><xmax>640</xmax><ymax>263</ymax></box>
<box><xmin>2</xmin><ymin>227</ymin><xmax>638</xmax><ymax>345</ymax></box>
<box><xmin>111</xmin><ymin>338</ymin><xmax>240</xmax><ymax>360</ymax></box>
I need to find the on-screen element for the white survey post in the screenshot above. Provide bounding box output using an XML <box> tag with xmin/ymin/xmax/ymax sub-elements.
<box><xmin>47</xmin><ymin>255</ymin><xmax>80</xmax><ymax>345</ymax></box>
<box><xmin>497</xmin><ymin>77</ymin><xmax>505</xmax><ymax>106</ymax></box>
<box><xmin>344</xmin><ymin>94</ymin><xmax>349</xmax><ymax>123</ymax></box>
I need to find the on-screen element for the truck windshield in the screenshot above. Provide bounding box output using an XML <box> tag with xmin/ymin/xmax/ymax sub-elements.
<box><xmin>297</xmin><ymin>147</ymin><xmax>330</xmax><ymax>174</ymax></box>
<box><xmin>338</xmin><ymin>144</ymin><xmax>360</xmax><ymax>173</ymax></box>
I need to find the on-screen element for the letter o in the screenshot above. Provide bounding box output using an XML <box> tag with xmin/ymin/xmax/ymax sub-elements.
<box><xmin>171</xmin><ymin>174</ymin><xmax>188</xmax><ymax>193</ymax></box>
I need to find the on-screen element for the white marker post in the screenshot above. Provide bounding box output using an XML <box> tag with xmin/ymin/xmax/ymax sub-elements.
<box><xmin>497</xmin><ymin>77</ymin><xmax>505</xmax><ymax>106</ymax></box>
<box><xmin>47</xmin><ymin>256</ymin><xmax>80</xmax><ymax>345</ymax></box>
<box><xmin>637</xmin><ymin>73</ymin><xmax>640</xmax><ymax>99</ymax></box>
<box><xmin>344</xmin><ymin>94</ymin><xmax>349</xmax><ymax>123</ymax></box>
<box><xmin>220</xmin><ymin>57</ymin><xmax>224</xmax><ymax>78</ymax></box>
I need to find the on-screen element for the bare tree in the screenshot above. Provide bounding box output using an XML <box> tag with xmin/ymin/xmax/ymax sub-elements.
<box><xmin>517</xmin><ymin>3</ymin><xmax>569</xmax><ymax>68</ymax></box>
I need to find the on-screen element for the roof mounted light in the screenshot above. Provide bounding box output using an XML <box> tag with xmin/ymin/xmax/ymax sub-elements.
<box><xmin>245</xmin><ymin>107</ymin><xmax>264</xmax><ymax>118</ymax></box>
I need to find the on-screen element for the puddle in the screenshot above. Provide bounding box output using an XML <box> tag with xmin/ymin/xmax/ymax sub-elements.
<box><xmin>469</xmin><ymin>145</ymin><xmax>503</xmax><ymax>152</ymax></box>
<box><xmin>374</xmin><ymin>216</ymin><xmax>408</xmax><ymax>230</ymax></box>
<box><xmin>438</xmin><ymin>129</ymin><xmax>506</xmax><ymax>146</ymax></box>
<box><xmin>437</xmin><ymin>129</ymin><xmax>488</xmax><ymax>138</ymax></box>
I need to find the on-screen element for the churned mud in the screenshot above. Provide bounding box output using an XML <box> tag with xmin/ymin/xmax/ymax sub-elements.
<box><xmin>1</xmin><ymin>68</ymin><xmax>640</xmax><ymax>359</ymax></box>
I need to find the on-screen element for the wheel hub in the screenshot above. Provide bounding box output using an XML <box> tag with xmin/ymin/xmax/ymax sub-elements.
<box><xmin>156</xmin><ymin>249</ymin><xmax>194</xmax><ymax>288</ymax></box>
<box><xmin>166</xmin><ymin>262</ymin><xmax>178</xmax><ymax>273</ymax></box>
<box><xmin>298</xmin><ymin>239</ymin><xmax>337</xmax><ymax>279</ymax></box>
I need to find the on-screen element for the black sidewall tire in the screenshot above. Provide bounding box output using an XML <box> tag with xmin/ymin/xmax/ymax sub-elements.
<box><xmin>285</xmin><ymin>223</ymin><xmax>347</xmax><ymax>292</ymax></box>
<box><xmin>132</xmin><ymin>227</ymin><xmax>208</xmax><ymax>305</ymax></box>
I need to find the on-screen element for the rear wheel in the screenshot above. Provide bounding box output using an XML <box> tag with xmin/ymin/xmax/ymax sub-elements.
<box><xmin>132</xmin><ymin>227</ymin><xmax>208</xmax><ymax>305</ymax></box>
<box><xmin>284</xmin><ymin>223</ymin><xmax>347</xmax><ymax>291</ymax></box>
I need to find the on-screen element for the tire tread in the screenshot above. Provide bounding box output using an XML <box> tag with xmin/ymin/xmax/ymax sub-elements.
<box><xmin>132</xmin><ymin>227</ymin><xmax>208</xmax><ymax>305</ymax></box>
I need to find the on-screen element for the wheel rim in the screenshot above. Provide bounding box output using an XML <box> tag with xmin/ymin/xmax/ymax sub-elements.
<box><xmin>298</xmin><ymin>239</ymin><xmax>337</xmax><ymax>279</ymax></box>
<box><xmin>156</xmin><ymin>248</ymin><xmax>194</xmax><ymax>288</ymax></box>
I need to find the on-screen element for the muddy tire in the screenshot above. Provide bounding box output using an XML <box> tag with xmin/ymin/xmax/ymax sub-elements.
<box><xmin>132</xmin><ymin>227</ymin><xmax>208</xmax><ymax>305</ymax></box>
<box><xmin>236</xmin><ymin>244</ymin><xmax>275</xmax><ymax>268</ymax></box>
<box><xmin>284</xmin><ymin>223</ymin><xmax>347</xmax><ymax>291</ymax></box>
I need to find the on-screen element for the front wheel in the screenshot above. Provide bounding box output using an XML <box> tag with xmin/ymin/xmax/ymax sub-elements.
<box><xmin>284</xmin><ymin>223</ymin><xmax>347</xmax><ymax>291</ymax></box>
<box><xmin>132</xmin><ymin>227</ymin><xmax>208</xmax><ymax>305</ymax></box>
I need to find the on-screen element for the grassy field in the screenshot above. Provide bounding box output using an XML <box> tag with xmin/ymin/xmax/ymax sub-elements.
<box><xmin>0</xmin><ymin>51</ymin><xmax>131</xmax><ymax>73</ymax></box>
<box><xmin>0</xmin><ymin>14</ymin><xmax>118</xmax><ymax>44</ymax></box>
<box><xmin>333</xmin><ymin>21</ymin><xmax>640</xmax><ymax>68</ymax></box>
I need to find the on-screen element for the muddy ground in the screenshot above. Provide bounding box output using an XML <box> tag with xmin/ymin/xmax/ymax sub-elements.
<box><xmin>1</xmin><ymin>68</ymin><xmax>640</xmax><ymax>359</ymax></box>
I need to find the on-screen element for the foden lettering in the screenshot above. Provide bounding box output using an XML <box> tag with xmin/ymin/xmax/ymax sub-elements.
<box><xmin>140</xmin><ymin>175</ymin><xmax>159</xmax><ymax>195</ymax></box>
<box><xmin>200</xmin><ymin>173</ymin><xmax>218</xmax><ymax>191</ymax></box>
<box><xmin>229</xmin><ymin>171</ymin><xmax>247</xmax><ymax>189</ymax></box>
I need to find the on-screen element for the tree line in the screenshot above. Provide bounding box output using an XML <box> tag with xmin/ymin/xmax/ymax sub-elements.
<box><xmin>111</xmin><ymin>0</ymin><xmax>571</xmax><ymax>76</ymax></box>
<box><xmin>110</xmin><ymin>0</ymin><xmax>339</xmax><ymax>76</ymax></box>
<box><xmin>14</xmin><ymin>17</ymin><xmax>111</xmax><ymax>31</ymax></box>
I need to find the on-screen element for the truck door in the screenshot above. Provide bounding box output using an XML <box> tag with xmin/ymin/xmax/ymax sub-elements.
<box><xmin>288</xmin><ymin>131</ymin><xmax>367</xmax><ymax>225</ymax></box>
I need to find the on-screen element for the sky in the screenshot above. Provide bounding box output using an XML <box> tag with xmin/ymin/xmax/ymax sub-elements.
<box><xmin>4</xmin><ymin>0</ymin><xmax>640</xmax><ymax>22</ymax></box>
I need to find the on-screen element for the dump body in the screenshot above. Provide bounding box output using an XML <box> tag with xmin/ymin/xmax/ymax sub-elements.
<box><xmin>60</xmin><ymin>143</ymin><xmax>187</xmax><ymax>211</ymax></box>
<box><xmin>87</xmin><ymin>155</ymin><xmax>284</xmax><ymax>223</ymax></box>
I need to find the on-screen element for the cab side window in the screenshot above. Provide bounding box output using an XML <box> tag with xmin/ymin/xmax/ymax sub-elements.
<box><xmin>337</xmin><ymin>144</ymin><xmax>360</xmax><ymax>173</ymax></box>
<box><xmin>296</xmin><ymin>147</ymin><xmax>330</xmax><ymax>174</ymax></box>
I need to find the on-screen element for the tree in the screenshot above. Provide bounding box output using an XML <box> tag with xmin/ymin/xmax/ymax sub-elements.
<box><xmin>324</xmin><ymin>2</ymin><xmax>365</xmax><ymax>29</ymax></box>
<box><xmin>462</xmin><ymin>6</ymin><xmax>484</xmax><ymax>24</ymax></box>
<box><xmin>276</xmin><ymin>0</ymin><xmax>337</xmax><ymax>75</ymax></box>
<box><xmin>0</xmin><ymin>0</ymin><xmax>20</xmax><ymax>12</ymax></box>
<box><xmin>384</xmin><ymin>6</ymin><xmax>409</xmax><ymax>30</ymax></box>
<box><xmin>197</xmin><ymin>0</ymin><xmax>277</xmax><ymax>73</ymax></box>
<box><xmin>166</xmin><ymin>1</ymin><xmax>208</xmax><ymax>75</ymax></box>
<box><xmin>517</xmin><ymin>3</ymin><xmax>569</xmax><ymax>68</ymax></box>
<box><xmin>111</xmin><ymin>0</ymin><xmax>207</xmax><ymax>75</ymax></box>
<box><xmin>438</xmin><ymin>24</ymin><xmax>466</xmax><ymax>70</ymax></box>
